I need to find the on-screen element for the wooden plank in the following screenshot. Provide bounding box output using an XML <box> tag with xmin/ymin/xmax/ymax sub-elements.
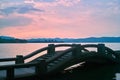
<box><xmin>6</xmin><ymin>67</ymin><xmax>14</xmax><ymax>80</ymax></box>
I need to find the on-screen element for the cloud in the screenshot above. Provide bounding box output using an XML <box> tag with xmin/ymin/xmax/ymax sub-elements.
<box><xmin>0</xmin><ymin>4</ymin><xmax>44</xmax><ymax>15</ymax></box>
<box><xmin>0</xmin><ymin>0</ymin><xmax>120</xmax><ymax>38</ymax></box>
<box><xmin>32</xmin><ymin>0</ymin><xmax>81</xmax><ymax>8</ymax></box>
<box><xmin>0</xmin><ymin>16</ymin><xmax>32</xmax><ymax>28</ymax></box>
<box><xmin>56</xmin><ymin>0</ymin><xmax>81</xmax><ymax>6</ymax></box>
<box><xmin>34</xmin><ymin>0</ymin><xmax>55</xmax><ymax>2</ymax></box>
<box><xmin>0</xmin><ymin>0</ymin><xmax>24</xmax><ymax>9</ymax></box>
<box><xmin>0</xmin><ymin>0</ymin><xmax>24</xmax><ymax>2</ymax></box>
<box><xmin>80</xmin><ymin>0</ymin><xmax>120</xmax><ymax>16</ymax></box>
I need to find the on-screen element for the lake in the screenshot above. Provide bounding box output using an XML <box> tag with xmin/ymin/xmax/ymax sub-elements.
<box><xmin>0</xmin><ymin>43</ymin><xmax>120</xmax><ymax>58</ymax></box>
<box><xmin>0</xmin><ymin>43</ymin><xmax>120</xmax><ymax>80</ymax></box>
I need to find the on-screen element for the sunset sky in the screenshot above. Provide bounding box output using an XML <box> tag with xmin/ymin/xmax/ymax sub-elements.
<box><xmin>0</xmin><ymin>0</ymin><xmax>120</xmax><ymax>38</ymax></box>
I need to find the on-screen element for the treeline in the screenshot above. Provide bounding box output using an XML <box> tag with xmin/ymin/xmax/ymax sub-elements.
<box><xmin>0</xmin><ymin>38</ymin><xmax>27</xmax><ymax>43</ymax></box>
<box><xmin>1</xmin><ymin>36</ymin><xmax>120</xmax><ymax>43</ymax></box>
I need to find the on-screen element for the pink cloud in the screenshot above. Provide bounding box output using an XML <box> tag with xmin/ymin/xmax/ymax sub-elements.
<box><xmin>32</xmin><ymin>0</ymin><xmax>81</xmax><ymax>9</ymax></box>
<box><xmin>0</xmin><ymin>11</ymin><xmax>97</xmax><ymax>38</ymax></box>
<box><xmin>0</xmin><ymin>6</ymin><xmax>108</xmax><ymax>38</ymax></box>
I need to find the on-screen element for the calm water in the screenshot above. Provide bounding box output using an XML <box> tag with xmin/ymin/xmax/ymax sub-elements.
<box><xmin>0</xmin><ymin>43</ymin><xmax>120</xmax><ymax>80</ymax></box>
<box><xmin>0</xmin><ymin>43</ymin><xmax>120</xmax><ymax>58</ymax></box>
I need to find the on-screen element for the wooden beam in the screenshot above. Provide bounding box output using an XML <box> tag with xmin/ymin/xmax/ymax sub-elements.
<box><xmin>6</xmin><ymin>67</ymin><xmax>14</xmax><ymax>80</ymax></box>
<box><xmin>97</xmin><ymin>44</ymin><xmax>106</xmax><ymax>54</ymax></box>
<box><xmin>35</xmin><ymin>60</ymin><xmax>47</xmax><ymax>76</ymax></box>
<box><xmin>72</xmin><ymin>44</ymin><xmax>82</xmax><ymax>58</ymax></box>
<box><xmin>15</xmin><ymin>55</ymin><xmax>24</xmax><ymax>64</ymax></box>
<box><xmin>47</xmin><ymin>44</ymin><xmax>55</xmax><ymax>55</ymax></box>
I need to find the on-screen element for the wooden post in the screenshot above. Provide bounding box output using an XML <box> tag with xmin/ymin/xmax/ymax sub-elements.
<box><xmin>47</xmin><ymin>44</ymin><xmax>55</xmax><ymax>55</ymax></box>
<box><xmin>72</xmin><ymin>44</ymin><xmax>82</xmax><ymax>58</ymax></box>
<box><xmin>6</xmin><ymin>67</ymin><xmax>14</xmax><ymax>80</ymax></box>
<box><xmin>97</xmin><ymin>44</ymin><xmax>106</xmax><ymax>54</ymax></box>
<box><xmin>15</xmin><ymin>55</ymin><xmax>24</xmax><ymax>64</ymax></box>
<box><xmin>35</xmin><ymin>59</ymin><xmax>47</xmax><ymax>76</ymax></box>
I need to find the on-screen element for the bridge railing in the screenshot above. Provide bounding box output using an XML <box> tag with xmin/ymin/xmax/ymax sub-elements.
<box><xmin>82</xmin><ymin>44</ymin><xmax>117</xmax><ymax>58</ymax></box>
<box><xmin>0</xmin><ymin>59</ymin><xmax>47</xmax><ymax>80</ymax></box>
<box><xmin>0</xmin><ymin>44</ymin><xmax>74</xmax><ymax>64</ymax></box>
<box><xmin>0</xmin><ymin>57</ymin><xmax>16</xmax><ymax>62</ymax></box>
<box><xmin>22</xmin><ymin>44</ymin><xmax>73</xmax><ymax>63</ymax></box>
<box><xmin>0</xmin><ymin>44</ymin><xmax>117</xmax><ymax>64</ymax></box>
<box><xmin>0</xmin><ymin>44</ymin><xmax>74</xmax><ymax>79</ymax></box>
<box><xmin>46</xmin><ymin>44</ymin><xmax>84</xmax><ymax>64</ymax></box>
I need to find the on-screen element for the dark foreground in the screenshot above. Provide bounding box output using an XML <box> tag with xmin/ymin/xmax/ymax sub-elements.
<box><xmin>17</xmin><ymin>63</ymin><xmax>120</xmax><ymax>80</ymax></box>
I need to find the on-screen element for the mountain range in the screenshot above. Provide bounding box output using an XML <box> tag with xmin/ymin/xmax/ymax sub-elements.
<box><xmin>0</xmin><ymin>36</ymin><xmax>27</xmax><ymax>43</ymax></box>
<box><xmin>0</xmin><ymin>36</ymin><xmax>120</xmax><ymax>43</ymax></box>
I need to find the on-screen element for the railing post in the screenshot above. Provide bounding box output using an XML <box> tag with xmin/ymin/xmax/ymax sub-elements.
<box><xmin>6</xmin><ymin>67</ymin><xmax>14</xmax><ymax>80</ymax></box>
<box><xmin>97</xmin><ymin>44</ymin><xmax>106</xmax><ymax>54</ymax></box>
<box><xmin>35</xmin><ymin>59</ymin><xmax>47</xmax><ymax>76</ymax></box>
<box><xmin>47</xmin><ymin>44</ymin><xmax>55</xmax><ymax>55</ymax></box>
<box><xmin>72</xmin><ymin>44</ymin><xmax>82</xmax><ymax>58</ymax></box>
<box><xmin>15</xmin><ymin>55</ymin><xmax>24</xmax><ymax>64</ymax></box>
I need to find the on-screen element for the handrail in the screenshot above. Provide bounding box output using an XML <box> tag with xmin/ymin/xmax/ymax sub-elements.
<box><xmin>54</xmin><ymin>44</ymin><xmax>73</xmax><ymax>47</ymax></box>
<box><xmin>0</xmin><ymin>44</ymin><xmax>104</xmax><ymax>62</ymax></box>
<box><xmin>0</xmin><ymin>62</ymin><xmax>39</xmax><ymax>80</ymax></box>
<box><xmin>82</xmin><ymin>44</ymin><xmax>116</xmax><ymax>55</ymax></box>
<box><xmin>0</xmin><ymin>44</ymin><xmax>73</xmax><ymax>62</ymax></box>
<box><xmin>46</xmin><ymin>44</ymin><xmax>92</xmax><ymax>64</ymax></box>
<box><xmin>23</xmin><ymin>47</ymin><xmax>49</xmax><ymax>60</ymax></box>
<box><xmin>0</xmin><ymin>57</ymin><xmax>16</xmax><ymax>62</ymax></box>
<box><xmin>0</xmin><ymin>62</ymin><xmax>38</xmax><ymax>70</ymax></box>
<box><xmin>82</xmin><ymin>44</ymin><xmax>98</xmax><ymax>48</ymax></box>
<box><xmin>46</xmin><ymin>44</ymin><xmax>118</xmax><ymax>73</ymax></box>
<box><xmin>23</xmin><ymin>44</ymin><xmax>73</xmax><ymax>61</ymax></box>
<box><xmin>0</xmin><ymin>44</ymin><xmax>116</xmax><ymax>63</ymax></box>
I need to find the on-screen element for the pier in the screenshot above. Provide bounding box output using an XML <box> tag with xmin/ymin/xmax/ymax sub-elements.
<box><xmin>0</xmin><ymin>44</ymin><xmax>120</xmax><ymax>80</ymax></box>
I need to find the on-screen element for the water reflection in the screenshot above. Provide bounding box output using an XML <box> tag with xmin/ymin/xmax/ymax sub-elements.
<box><xmin>116</xmin><ymin>73</ymin><xmax>120</xmax><ymax>80</ymax></box>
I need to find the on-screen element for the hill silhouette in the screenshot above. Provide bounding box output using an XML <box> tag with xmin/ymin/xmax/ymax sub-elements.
<box><xmin>0</xmin><ymin>36</ymin><xmax>120</xmax><ymax>43</ymax></box>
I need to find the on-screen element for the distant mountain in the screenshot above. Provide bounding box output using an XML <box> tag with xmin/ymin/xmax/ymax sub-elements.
<box><xmin>28</xmin><ymin>38</ymin><xmax>64</xmax><ymax>43</ymax></box>
<box><xmin>76</xmin><ymin>37</ymin><xmax>120</xmax><ymax>43</ymax></box>
<box><xmin>0</xmin><ymin>36</ymin><xmax>120</xmax><ymax>43</ymax></box>
<box><xmin>28</xmin><ymin>37</ymin><xmax>120</xmax><ymax>43</ymax></box>
<box><xmin>0</xmin><ymin>36</ymin><xmax>27</xmax><ymax>43</ymax></box>
<box><xmin>0</xmin><ymin>36</ymin><xmax>15</xmax><ymax>39</ymax></box>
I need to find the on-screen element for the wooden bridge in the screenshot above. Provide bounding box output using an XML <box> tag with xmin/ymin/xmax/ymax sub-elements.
<box><xmin>0</xmin><ymin>44</ymin><xmax>120</xmax><ymax>80</ymax></box>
